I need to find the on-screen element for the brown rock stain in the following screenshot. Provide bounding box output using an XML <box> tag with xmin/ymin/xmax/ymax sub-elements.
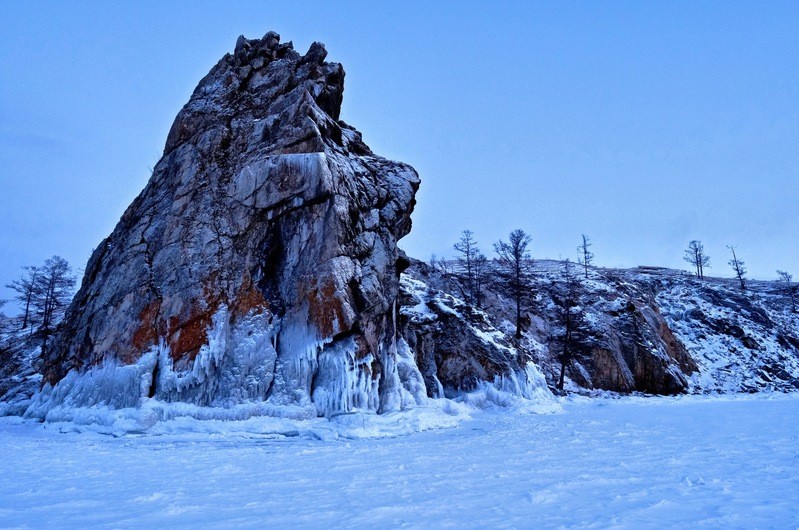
<box><xmin>656</xmin><ymin>313</ymin><xmax>697</xmax><ymax>374</ymax></box>
<box><xmin>232</xmin><ymin>272</ymin><xmax>269</xmax><ymax>317</ymax></box>
<box><xmin>131</xmin><ymin>272</ymin><xmax>272</xmax><ymax>366</ymax></box>
<box><xmin>168</xmin><ymin>310</ymin><xmax>215</xmax><ymax>362</ymax></box>
<box><xmin>166</xmin><ymin>273</ymin><xmax>224</xmax><ymax>362</ymax></box>
<box><xmin>307</xmin><ymin>279</ymin><xmax>347</xmax><ymax>337</ymax></box>
<box><xmin>589</xmin><ymin>347</ymin><xmax>634</xmax><ymax>392</ymax></box>
<box><xmin>131</xmin><ymin>300</ymin><xmax>162</xmax><ymax>354</ymax></box>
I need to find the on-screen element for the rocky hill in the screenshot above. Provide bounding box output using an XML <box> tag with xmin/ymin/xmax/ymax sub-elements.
<box><xmin>400</xmin><ymin>259</ymin><xmax>799</xmax><ymax>396</ymax></box>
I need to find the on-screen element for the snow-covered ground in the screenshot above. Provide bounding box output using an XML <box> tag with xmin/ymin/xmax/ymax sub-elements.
<box><xmin>1</xmin><ymin>394</ymin><xmax>798</xmax><ymax>528</ymax></box>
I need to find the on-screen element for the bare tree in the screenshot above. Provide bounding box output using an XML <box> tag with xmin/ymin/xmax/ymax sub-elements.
<box><xmin>550</xmin><ymin>261</ymin><xmax>590</xmax><ymax>391</ymax></box>
<box><xmin>0</xmin><ymin>299</ymin><xmax>8</xmax><ymax>337</ymax></box>
<box><xmin>684</xmin><ymin>240</ymin><xmax>710</xmax><ymax>280</ymax></box>
<box><xmin>429</xmin><ymin>254</ymin><xmax>453</xmax><ymax>276</ymax></box>
<box><xmin>472</xmin><ymin>251</ymin><xmax>489</xmax><ymax>308</ymax></box>
<box><xmin>727</xmin><ymin>245</ymin><xmax>746</xmax><ymax>291</ymax></box>
<box><xmin>6</xmin><ymin>266</ymin><xmax>39</xmax><ymax>330</ymax></box>
<box><xmin>438</xmin><ymin>256</ymin><xmax>454</xmax><ymax>276</ymax></box>
<box><xmin>776</xmin><ymin>270</ymin><xmax>796</xmax><ymax>313</ymax></box>
<box><xmin>577</xmin><ymin>234</ymin><xmax>594</xmax><ymax>279</ymax></box>
<box><xmin>494</xmin><ymin>229</ymin><xmax>533</xmax><ymax>339</ymax></box>
<box><xmin>453</xmin><ymin>230</ymin><xmax>487</xmax><ymax>309</ymax></box>
<box><xmin>31</xmin><ymin>256</ymin><xmax>76</xmax><ymax>354</ymax></box>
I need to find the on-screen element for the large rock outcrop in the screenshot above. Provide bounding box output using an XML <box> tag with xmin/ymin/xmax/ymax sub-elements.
<box><xmin>33</xmin><ymin>32</ymin><xmax>424</xmax><ymax>418</ymax></box>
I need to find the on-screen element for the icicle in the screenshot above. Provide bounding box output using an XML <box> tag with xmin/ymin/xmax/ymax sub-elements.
<box><xmin>157</xmin><ymin>305</ymin><xmax>278</xmax><ymax>406</ymax></box>
<box><xmin>26</xmin><ymin>305</ymin><xmax>280</xmax><ymax>417</ymax></box>
<box><xmin>24</xmin><ymin>349</ymin><xmax>158</xmax><ymax>420</ymax></box>
<box><xmin>311</xmin><ymin>336</ymin><xmax>381</xmax><ymax>418</ymax></box>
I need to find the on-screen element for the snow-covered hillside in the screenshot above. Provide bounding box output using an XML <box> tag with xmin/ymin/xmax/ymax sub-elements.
<box><xmin>1</xmin><ymin>394</ymin><xmax>797</xmax><ymax>527</ymax></box>
<box><xmin>0</xmin><ymin>332</ymin><xmax>42</xmax><ymax>416</ymax></box>
<box><xmin>401</xmin><ymin>259</ymin><xmax>799</xmax><ymax>395</ymax></box>
<box><xmin>654</xmin><ymin>271</ymin><xmax>799</xmax><ymax>392</ymax></box>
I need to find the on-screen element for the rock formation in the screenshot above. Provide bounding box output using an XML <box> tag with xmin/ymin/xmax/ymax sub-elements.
<box><xmin>32</xmin><ymin>32</ymin><xmax>424</xmax><ymax>418</ymax></box>
<box><xmin>6</xmin><ymin>32</ymin><xmax>797</xmax><ymax>426</ymax></box>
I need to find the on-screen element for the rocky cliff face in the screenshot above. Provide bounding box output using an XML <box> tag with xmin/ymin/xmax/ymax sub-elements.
<box><xmin>0</xmin><ymin>339</ymin><xmax>41</xmax><ymax>416</ymax></box>
<box><xmin>32</xmin><ymin>32</ymin><xmax>424</xmax><ymax>419</ymax></box>
<box><xmin>399</xmin><ymin>272</ymin><xmax>550</xmax><ymax>401</ymax></box>
<box><xmin>401</xmin><ymin>260</ymin><xmax>799</xmax><ymax>395</ymax></box>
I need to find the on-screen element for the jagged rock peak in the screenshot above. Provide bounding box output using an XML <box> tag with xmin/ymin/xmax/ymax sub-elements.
<box><xmin>232</xmin><ymin>31</ymin><xmax>328</xmax><ymax>68</ymax></box>
<box><xmin>164</xmin><ymin>31</ymin><xmax>347</xmax><ymax>155</ymax></box>
<box><xmin>231</xmin><ymin>30</ymin><xmax>325</xmax><ymax>55</ymax></box>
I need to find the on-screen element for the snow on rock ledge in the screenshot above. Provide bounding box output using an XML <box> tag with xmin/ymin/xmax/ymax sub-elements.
<box><xmin>398</xmin><ymin>271</ymin><xmax>560</xmax><ymax>414</ymax></box>
<box><xmin>400</xmin><ymin>258</ymin><xmax>799</xmax><ymax>395</ymax></box>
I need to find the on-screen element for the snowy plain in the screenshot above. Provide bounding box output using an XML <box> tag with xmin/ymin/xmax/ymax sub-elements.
<box><xmin>1</xmin><ymin>393</ymin><xmax>798</xmax><ymax>528</ymax></box>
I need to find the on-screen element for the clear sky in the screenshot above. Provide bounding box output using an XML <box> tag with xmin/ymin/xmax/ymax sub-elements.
<box><xmin>1</xmin><ymin>1</ymin><xmax>797</xmax><ymax>308</ymax></box>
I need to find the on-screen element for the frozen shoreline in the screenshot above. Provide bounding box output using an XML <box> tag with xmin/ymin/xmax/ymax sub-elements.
<box><xmin>1</xmin><ymin>393</ymin><xmax>798</xmax><ymax>528</ymax></box>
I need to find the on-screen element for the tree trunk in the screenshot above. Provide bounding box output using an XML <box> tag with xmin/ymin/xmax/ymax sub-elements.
<box><xmin>22</xmin><ymin>297</ymin><xmax>30</xmax><ymax>329</ymax></box>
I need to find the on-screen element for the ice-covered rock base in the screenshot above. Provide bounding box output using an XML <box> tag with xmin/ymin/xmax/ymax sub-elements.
<box><xmin>24</xmin><ymin>303</ymin><xmax>461</xmax><ymax>428</ymax></box>
<box><xmin>20</xmin><ymin>355</ymin><xmax>558</xmax><ymax>438</ymax></box>
<box><xmin>21</xmin><ymin>301</ymin><xmax>557</xmax><ymax>433</ymax></box>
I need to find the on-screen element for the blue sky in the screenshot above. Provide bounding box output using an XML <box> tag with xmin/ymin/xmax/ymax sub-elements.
<box><xmin>1</xmin><ymin>1</ymin><xmax>797</xmax><ymax>306</ymax></box>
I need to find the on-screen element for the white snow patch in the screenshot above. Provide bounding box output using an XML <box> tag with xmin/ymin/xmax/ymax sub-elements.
<box><xmin>456</xmin><ymin>365</ymin><xmax>561</xmax><ymax>414</ymax></box>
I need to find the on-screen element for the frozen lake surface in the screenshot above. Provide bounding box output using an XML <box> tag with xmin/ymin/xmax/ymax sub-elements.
<box><xmin>1</xmin><ymin>394</ymin><xmax>798</xmax><ymax>528</ymax></box>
